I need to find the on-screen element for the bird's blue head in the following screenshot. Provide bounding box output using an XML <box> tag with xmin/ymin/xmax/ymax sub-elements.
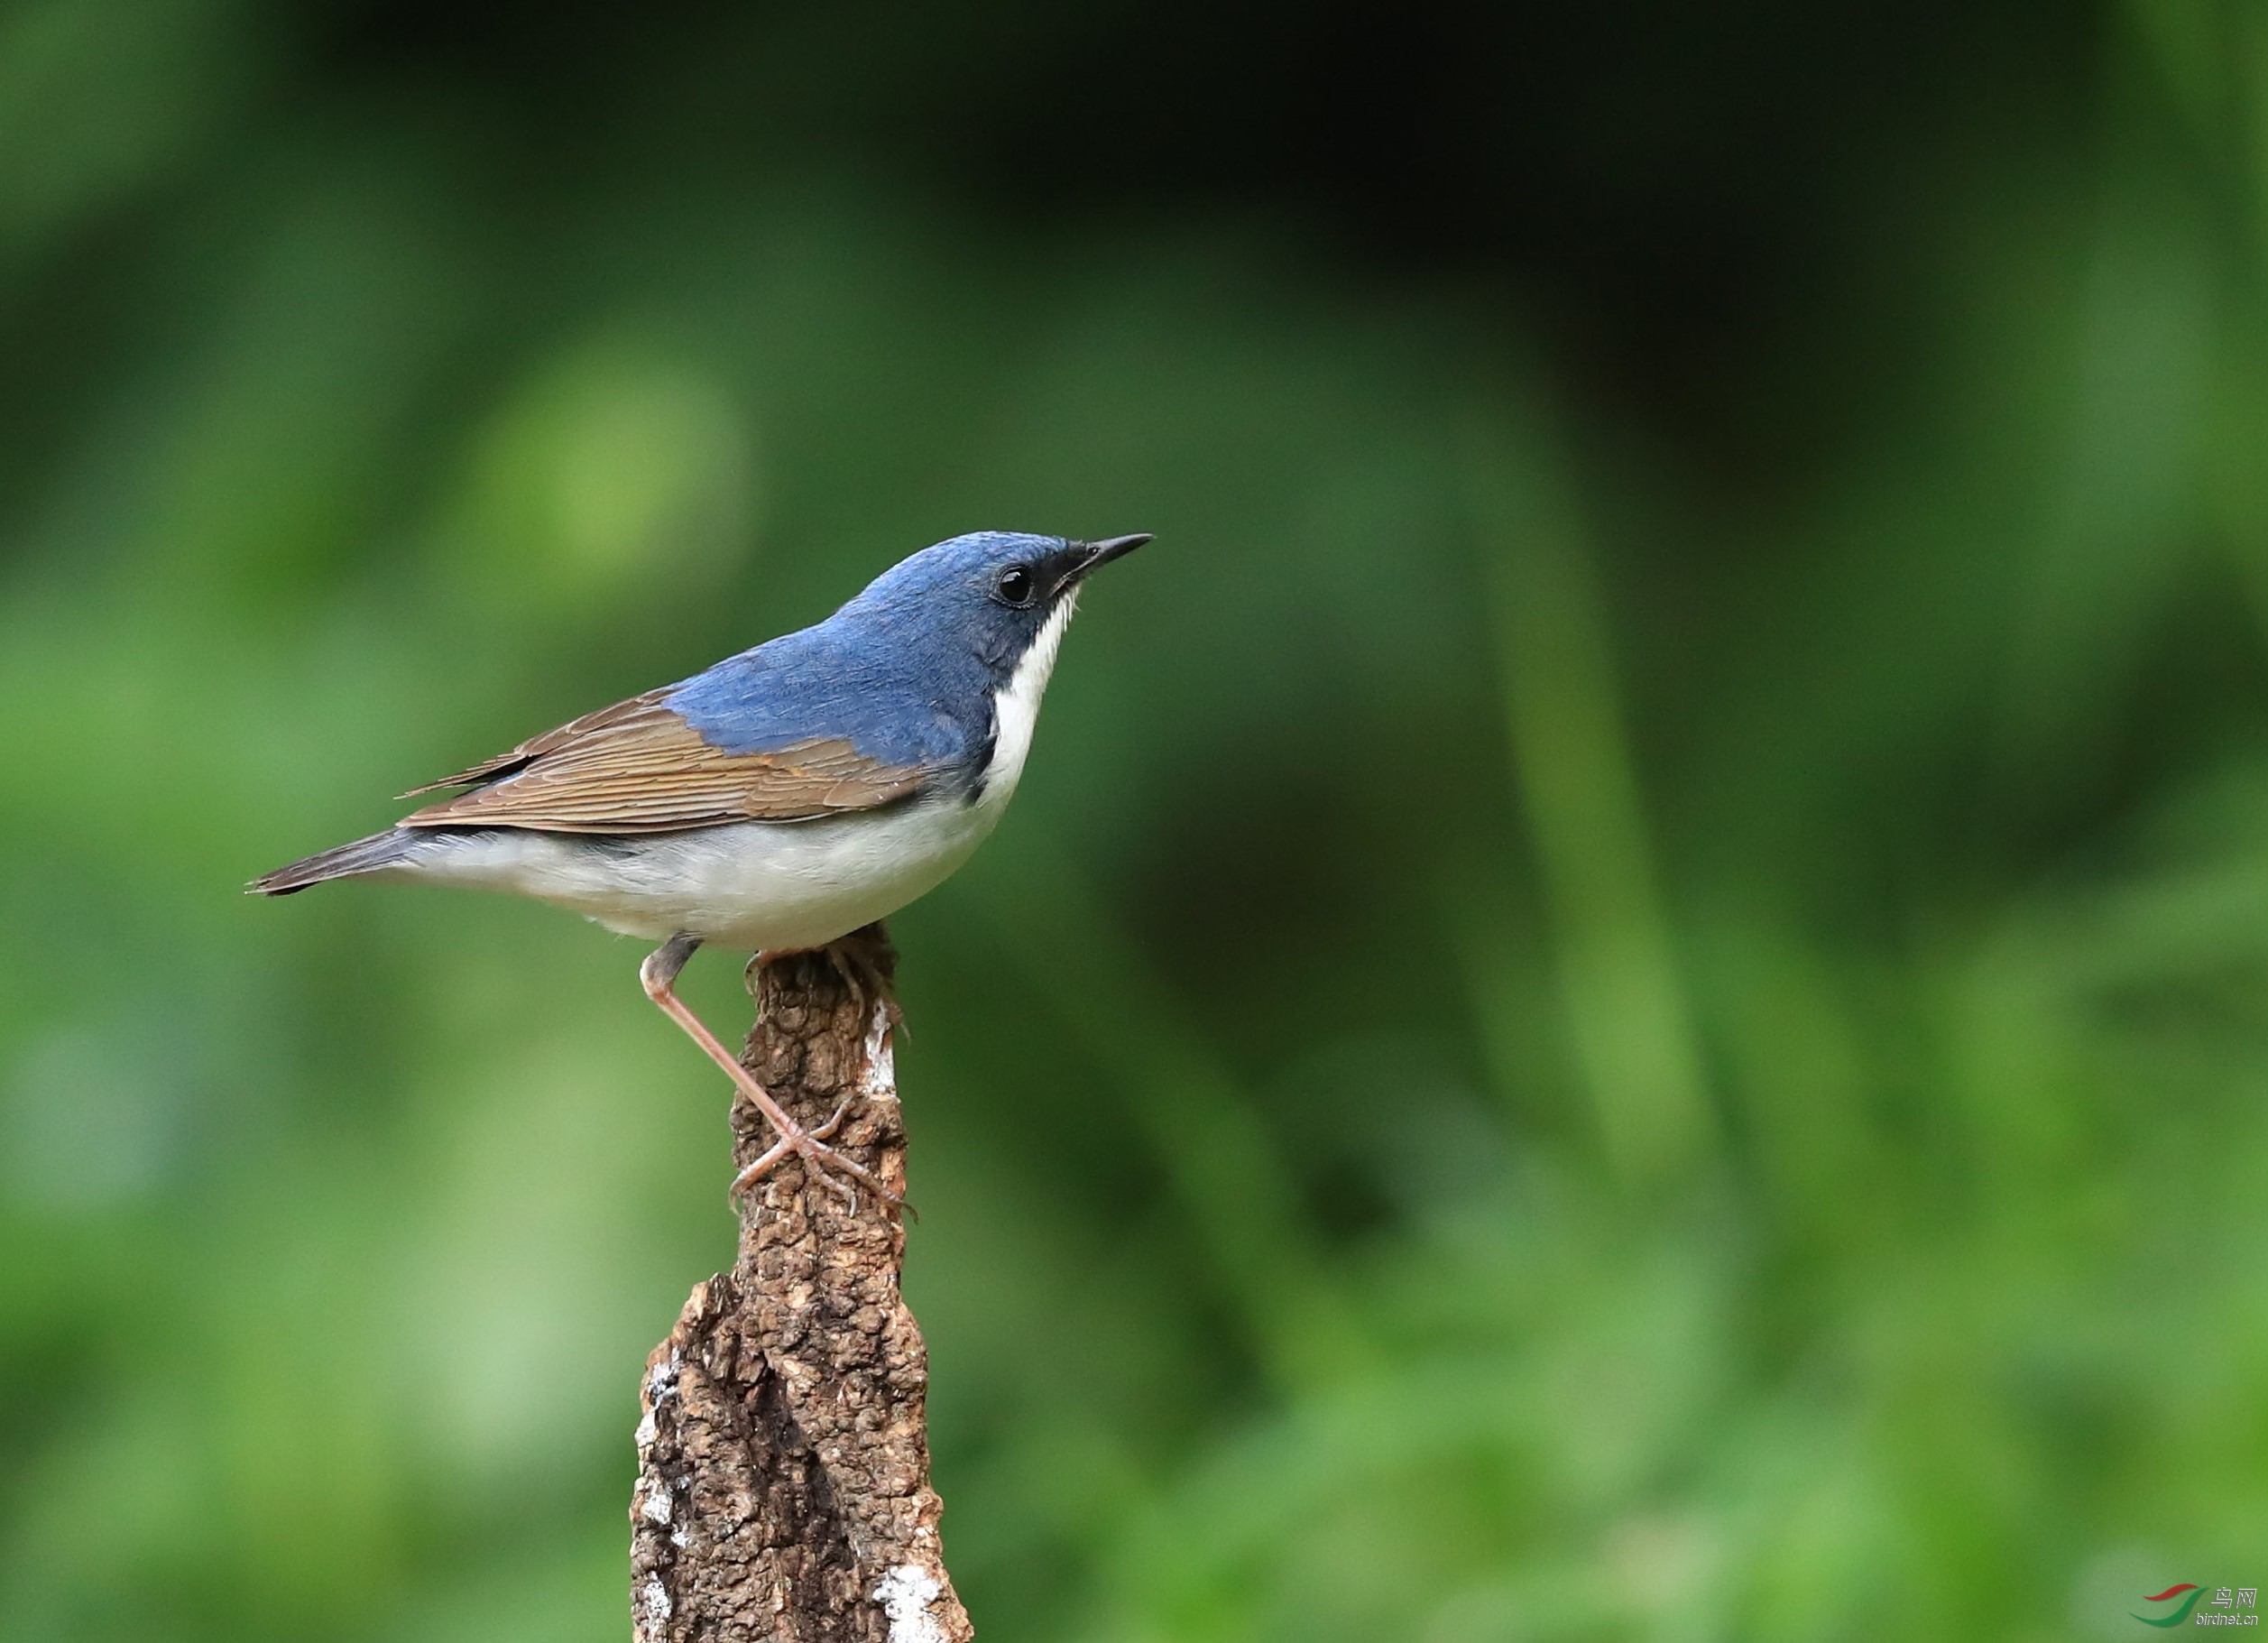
<box><xmin>668</xmin><ymin>529</ymin><xmax>1150</xmax><ymax>769</ymax></box>
<box><xmin>838</xmin><ymin>530</ymin><xmax>1151</xmax><ymax>677</ymax></box>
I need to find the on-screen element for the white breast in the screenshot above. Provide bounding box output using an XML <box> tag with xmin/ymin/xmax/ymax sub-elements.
<box><xmin>390</xmin><ymin>594</ymin><xmax>1083</xmax><ymax>952</ymax></box>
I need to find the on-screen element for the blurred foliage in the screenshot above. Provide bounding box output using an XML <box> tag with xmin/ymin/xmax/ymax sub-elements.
<box><xmin>4</xmin><ymin>2</ymin><xmax>2268</xmax><ymax>1639</ymax></box>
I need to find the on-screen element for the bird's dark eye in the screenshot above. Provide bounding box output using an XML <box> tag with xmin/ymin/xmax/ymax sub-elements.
<box><xmin>994</xmin><ymin>565</ymin><xmax>1037</xmax><ymax>607</ymax></box>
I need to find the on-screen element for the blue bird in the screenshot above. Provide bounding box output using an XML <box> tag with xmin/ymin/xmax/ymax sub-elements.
<box><xmin>254</xmin><ymin>530</ymin><xmax>1150</xmax><ymax>1206</ymax></box>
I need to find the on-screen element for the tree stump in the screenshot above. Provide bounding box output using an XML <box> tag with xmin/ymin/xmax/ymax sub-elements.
<box><xmin>631</xmin><ymin>924</ymin><xmax>971</xmax><ymax>1642</ymax></box>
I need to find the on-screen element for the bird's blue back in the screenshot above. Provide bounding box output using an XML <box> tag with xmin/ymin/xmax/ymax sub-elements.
<box><xmin>666</xmin><ymin>531</ymin><xmax>1068</xmax><ymax>773</ymax></box>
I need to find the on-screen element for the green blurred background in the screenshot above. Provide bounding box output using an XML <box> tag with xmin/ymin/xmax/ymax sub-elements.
<box><xmin>4</xmin><ymin>2</ymin><xmax>2266</xmax><ymax>1638</ymax></box>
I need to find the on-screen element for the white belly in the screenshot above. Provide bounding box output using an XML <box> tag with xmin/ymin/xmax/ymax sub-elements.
<box><xmin>391</xmin><ymin>789</ymin><xmax>1006</xmax><ymax>950</ymax></box>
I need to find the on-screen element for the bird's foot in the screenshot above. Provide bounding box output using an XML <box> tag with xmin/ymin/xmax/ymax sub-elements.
<box><xmin>825</xmin><ymin>938</ymin><xmax>906</xmax><ymax>1038</ymax></box>
<box><xmin>730</xmin><ymin>1094</ymin><xmax>908</xmax><ymax>1218</ymax></box>
<box><xmin>745</xmin><ymin>937</ymin><xmax>907</xmax><ymax>1040</ymax></box>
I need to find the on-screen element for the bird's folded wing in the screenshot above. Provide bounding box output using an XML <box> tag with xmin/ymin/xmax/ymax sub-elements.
<box><xmin>398</xmin><ymin>690</ymin><xmax>935</xmax><ymax>834</ymax></box>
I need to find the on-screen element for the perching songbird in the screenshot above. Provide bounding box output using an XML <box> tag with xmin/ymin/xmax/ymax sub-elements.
<box><xmin>253</xmin><ymin>530</ymin><xmax>1149</xmax><ymax>1206</ymax></box>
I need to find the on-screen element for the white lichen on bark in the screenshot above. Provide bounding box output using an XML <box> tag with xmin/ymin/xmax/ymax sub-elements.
<box><xmin>874</xmin><ymin>1564</ymin><xmax>949</xmax><ymax>1643</ymax></box>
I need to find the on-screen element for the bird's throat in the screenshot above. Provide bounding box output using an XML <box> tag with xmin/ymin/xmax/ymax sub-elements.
<box><xmin>977</xmin><ymin>593</ymin><xmax>1079</xmax><ymax>811</ymax></box>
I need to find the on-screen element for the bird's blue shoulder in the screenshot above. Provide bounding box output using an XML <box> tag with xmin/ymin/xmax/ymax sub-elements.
<box><xmin>664</xmin><ymin>612</ymin><xmax>991</xmax><ymax>771</ymax></box>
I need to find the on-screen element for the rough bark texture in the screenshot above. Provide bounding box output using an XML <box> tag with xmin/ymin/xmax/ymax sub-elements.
<box><xmin>632</xmin><ymin>924</ymin><xmax>971</xmax><ymax>1643</ymax></box>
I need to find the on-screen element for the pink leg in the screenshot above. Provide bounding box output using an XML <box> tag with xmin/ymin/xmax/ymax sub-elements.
<box><xmin>641</xmin><ymin>935</ymin><xmax>899</xmax><ymax>1211</ymax></box>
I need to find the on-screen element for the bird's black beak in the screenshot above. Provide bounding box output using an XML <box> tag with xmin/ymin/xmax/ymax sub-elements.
<box><xmin>1071</xmin><ymin>533</ymin><xmax>1152</xmax><ymax>578</ymax></box>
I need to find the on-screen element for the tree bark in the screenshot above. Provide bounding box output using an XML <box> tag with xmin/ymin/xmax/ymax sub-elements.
<box><xmin>631</xmin><ymin>924</ymin><xmax>972</xmax><ymax>1643</ymax></box>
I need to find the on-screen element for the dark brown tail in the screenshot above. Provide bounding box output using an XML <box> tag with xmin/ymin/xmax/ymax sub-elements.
<box><xmin>249</xmin><ymin>828</ymin><xmax>416</xmax><ymax>895</ymax></box>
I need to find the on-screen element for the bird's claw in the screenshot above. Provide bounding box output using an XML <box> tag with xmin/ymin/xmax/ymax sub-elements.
<box><xmin>745</xmin><ymin>940</ymin><xmax>907</xmax><ymax>1041</ymax></box>
<box><xmin>729</xmin><ymin>1095</ymin><xmax>908</xmax><ymax>1218</ymax></box>
<box><xmin>824</xmin><ymin>941</ymin><xmax>907</xmax><ymax>1039</ymax></box>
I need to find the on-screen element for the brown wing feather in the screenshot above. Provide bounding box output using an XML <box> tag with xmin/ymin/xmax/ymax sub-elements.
<box><xmin>399</xmin><ymin>692</ymin><xmax>934</xmax><ymax>834</ymax></box>
<box><xmin>401</xmin><ymin>691</ymin><xmax>677</xmax><ymax>797</ymax></box>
